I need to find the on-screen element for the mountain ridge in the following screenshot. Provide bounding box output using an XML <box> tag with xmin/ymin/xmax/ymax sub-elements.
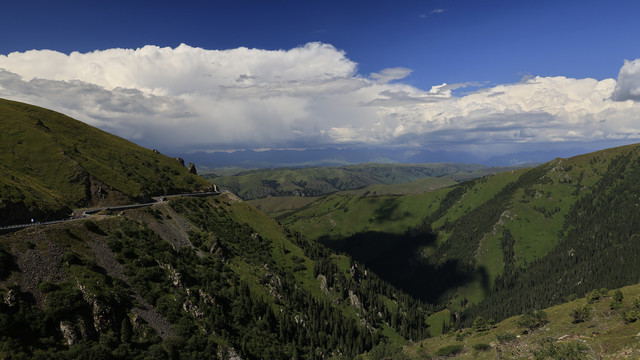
<box><xmin>0</xmin><ymin>98</ymin><xmax>210</xmax><ymax>226</ymax></box>
<box><xmin>281</xmin><ymin>141</ymin><xmax>640</xmax><ymax>333</ymax></box>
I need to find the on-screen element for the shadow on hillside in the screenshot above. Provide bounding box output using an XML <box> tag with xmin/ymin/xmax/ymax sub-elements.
<box><xmin>370</xmin><ymin>198</ymin><xmax>411</xmax><ymax>224</ymax></box>
<box><xmin>0</xmin><ymin>249</ymin><xmax>17</xmax><ymax>281</ymax></box>
<box><xmin>320</xmin><ymin>230</ymin><xmax>483</xmax><ymax>304</ymax></box>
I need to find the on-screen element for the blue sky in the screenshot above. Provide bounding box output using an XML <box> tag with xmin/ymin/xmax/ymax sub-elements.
<box><xmin>3</xmin><ymin>0</ymin><xmax>638</xmax><ymax>86</ymax></box>
<box><xmin>2</xmin><ymin>0</ymin><xmax>640</xmax><ymax>163</ymax></box>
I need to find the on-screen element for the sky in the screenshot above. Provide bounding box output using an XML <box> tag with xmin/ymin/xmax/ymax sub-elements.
<box><xmin>1</xmin><ymin>0</ymin><xmax>640</xmax><ymax>163</ymax></box>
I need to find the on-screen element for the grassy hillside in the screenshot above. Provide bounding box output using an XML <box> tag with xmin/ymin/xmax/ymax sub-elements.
<box><xmin>401</xmin><ymin>283</ymin><xmax>640</xmax><ymax>359</ymax></box>
<box><xmin>282</xmin><ymin>188</ymin><xmax>450</xmax><ymax>240</ymax></box>
<box><xmin>0</xmin><ymin>194</ymin><xmax>432</xmax><ymax>358</ymax></box>
<box><xmin>247</xmin><ymin>176</ymin><xmax>460</xmax><ymax>217</ymax></box>
<box><xmin>283</xmin><ymin>143</ymin><xmax>640</xmax><ymax>334</ymax></box>
<box><xmin>206</xmin><ymin>163</ymin><xmax>493</xmax><ymax>200</ymax></box>
<box><xmin>0</xmin><ymin>98</ymin><xmax>210</xmax><ymax>225</ymax></box>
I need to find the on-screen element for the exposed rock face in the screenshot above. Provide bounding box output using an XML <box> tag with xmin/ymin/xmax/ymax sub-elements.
<box><xmin>86</xmin><ymin>175</ymin><xmax>132</xmax><ymax>207</ymax></box>
<box><xmin>3</xmin><ymin>289</ymin><xmax>18</xmax><ymax>306</ymax></box>
<box><xmin>59</xmin><ymin>321</ymin><xmax>79</xmax><ymax>346</ymax></box>
<box><xmin>176</xmin><ymin>157</ymin><xmax>185</xmax><ymax>167</ymax></box>
<box><xmin>183</xmin><ymin>299</ymin><xmax>205</xmax><ymax>318</ymax></box>
<box><xmin>348</xmin><ymin>290</ymin><xmax>361</xmax><ymax>310</ymax></box>
<box><xmin>317</xmin><ymin>274</ymin><xmax>329</xmax><ymax>294</ymax></box>
<box><xmin>188</xmin><ymin>162</ymin><xmax>198</xmax><ymax>175</ymax></box>
<box><xmin>77</xmin><ymin>283</ymin><xmax>115</xmax><ymax>334</ymax></box>
<box><xmin>265</xmin><ymin>272</ymin><xmax>283</xmax><ymax>299</ymax></box>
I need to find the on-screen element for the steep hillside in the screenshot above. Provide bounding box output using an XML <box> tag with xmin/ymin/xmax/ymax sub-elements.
<box><xmin>0</xmin><ymin>193</ymin><xmax>435</xmax><ymax>358</ymax></box>
<box><xmin>206</xmin><ymin>163</ymin><xmax>494</xmax><ymax>200</ymax></box>
<box><xmin>399</xmin><ymin>283</ymin><xmax>640</xmax><ymax>359</ymax></box>
<box><xmin>283</xmin><ymin>143</ymin><xmax>640</xmax><ymax>332</ymax></box>
<box><xmin>0</xmin><ymin>98</ymin><xmax>210</xmax><ymax>226</ymax></box>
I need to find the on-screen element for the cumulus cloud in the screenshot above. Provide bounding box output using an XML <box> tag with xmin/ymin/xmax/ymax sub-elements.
<box><xmin>1</xmin><ymin>43</ymin><xmax>640</xmax><ymax>157</ymax></box>
<box><xmin>612</xmin><ymin>59</ymin><xmax>640</xmax><ymax>101</ymax></box>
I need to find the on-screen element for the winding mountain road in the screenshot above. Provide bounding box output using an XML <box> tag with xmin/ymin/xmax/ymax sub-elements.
<box><xmin>0</xmin><ymin>191</ymin><xmax>222</xmax><ymax>234</ymax></box>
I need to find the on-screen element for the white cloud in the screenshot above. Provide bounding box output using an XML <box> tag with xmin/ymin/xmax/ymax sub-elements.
<box><xmin>612</xmin><ymin>59</ymin><xmax>640</xmax><ymax>101</ymax></box>
<box><xmin>370</xmin><ymin>67</ymin><xmax>412</xmax><ymax>84</ymax></box>
<box><xmin>1</xmin><ymin>43</ymin><xmax>640</xmax><ymax>157</ymax></box>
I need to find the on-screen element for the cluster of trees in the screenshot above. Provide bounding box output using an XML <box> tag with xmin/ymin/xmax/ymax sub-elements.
<box><xmin>0</xmin><ymin>195</ymin><xmax>431</xmax><ymax>359</ymax></box>
<box><xmin>168</xmin><ymin>197</ymin><xmax>429</xmax><ymax>357</ymax></box>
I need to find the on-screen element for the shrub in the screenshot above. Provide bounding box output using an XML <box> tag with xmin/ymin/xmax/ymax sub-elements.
<box><xmin>613</xmin><ymin>289</ymin><xmax>624</xmax><ymax>302</ymax></box>
<box><xmin>496</xmin><ymin>332</ymin><xmax>517</xmax><ymax>343</ymax></box>
<box><xmin>435</xmin><ymin>344</ymin><xmax>463</xmax><ymax>357</ymax></box>
<box><xmin>62</xmin><ymin>251</ymin><xmax>82</xmax><ymax>265</ymax></box>
<box><xmin>516</xmin><ymin>310</ymin><xmax>549</xmax><ymax>332</ymax></box>
<box><xmin>293</xmin><ymin>263</ymin><xmax>306</xmax><ymax>272</ymax></box>
<box><xmin>599</xmin><ymin>288</ymin><xmax>608</xmax><ymax>296</ymax></box>
<box><xmin>570</xmin><ymin>306</ymin><xmax>591</xmax><ymax>323</ymax></box>
<box><xmin>623</xmin><ymin>309</ymin><xmax>640</xmax><ymax>323</ymax></box>
<box><xmin>106</xmin><ymin>237</ymin><xmax>123</xmax><ymax>252</ymax></box>
<box><xmin>587</xmin><ymin>289</ymin><xmax>601</xmax><ymax>303</ymax></box>
<box><xmin>38</xmin><ymin>281</ymin><xmax>59</xmax><ymax>293</ymax></box>
<box><xmin>533</xmin><ymin>338</ymin><xmax>589</xmax><ymax>360</ymax></box>
<box><xmin>84</xmin><ymin>220</ymin><xmax>105</xmax><ymax>235</ymax></box>
<box><xmin>472</xmin><ymin>343</ymin><xmax>491</xmax><ymax>351</ymax></box>
<box><xmin>472</xmin><ymin>316</ymin><xmax>491</xmax><ymax>332</ymax></box>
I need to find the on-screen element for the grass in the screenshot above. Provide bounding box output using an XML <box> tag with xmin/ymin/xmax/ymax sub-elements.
<box><xmin>211</xmin><ymin>163</ymin><xmax>491</xmax><ymax>200</ymax></box>
<box><xmin>246</xmin><ymin>196</ymin><xmax>320</xmax><ymax>215</ymax></box>
<box><xmin>0</xmin><ymin>98</ymin><xmax>209</xmax><ymax>225</ymax></box>
<box><xmin>282</xmin><ymin>189</ymin><xmax>447</xmax><ymax>241</ymax></box>
<box><xmin>425</xmin><ymin>309</ymin><xmax>451</xmax><ymax>337</ymax></box>
<box><xmin>406</xmin><ymin>282</ymin><xmax>640</xmax><ymax>359</ymax></box>
<box><xmin>281</xmin><ymin>142</ymin><xmax>640</xmax><ymax>327</ymax></box>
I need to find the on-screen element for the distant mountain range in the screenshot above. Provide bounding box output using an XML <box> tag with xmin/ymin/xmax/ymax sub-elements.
<box><xmin>177</xmin><ymin>145</ymin><xmax>630</xmax><ymax>171</ymax></box>
<box><xmin>207</xmin><ymin>163</ymin><xmax>498</xmax><ymax>200</ymax></box>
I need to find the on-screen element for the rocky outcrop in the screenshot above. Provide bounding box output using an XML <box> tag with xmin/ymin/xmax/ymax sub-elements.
<box><xmin>265</xmin><ymin>272</ymin><xmax>283</xmax><ymax>299</ymax></box>
<box><xmin>317</xmin><ymin>274</ymin><xmax>329</xmax><ymax>294</ymax></box>
<box><xmin>159</xmin><ymin>263</ymin><xmax>183</xmax><ymax>287</ymax></box>
<box><xmin>59</xmin><ymin>321</ymin><xmax>80</xmax><ymax>346</ymax></box>
<box><xmin>188</xmin><ymin>162</ymin><xmax>198</xmax><ymax>175</ymax></box>
<box><xmin>77</xmin><ymin>283</ymin><xmax>116</xmax><ymax>334</ymax></box>
<box><xmin>183</xmin><ymin>299</ymin><xmax>205</xmax><ymax>318</ymax></box>
<box><xmin>348</xmin><ymin>290</ymin><xmax>361</xmax><ymax>310</ymax></box>
<box><xmin>3</xmin><ymin>289</ymin><xmax>18</xmax><ymax>306</ymax></box>
<box><xmin>86</xmin><ymin>175</ymin><xmax>132</xmax><ymax>207</ymax></box>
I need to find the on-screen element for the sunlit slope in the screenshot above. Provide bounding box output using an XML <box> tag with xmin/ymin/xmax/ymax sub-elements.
<box><xmin>283</xmin><ymin>142</ymin><xmax>640</xmax><ymax>324</ymax></box>
<box><xmin>0</xmin><ymin>98</ymin><xmax>209</xmax><ymax>225</ymax></box>
<box><xmin>282</xmin><ymin>189</ymin><xmax>450</xmax><ymax>240</ymax></box>
<box><xmin>404</xmin><ymin>283</ymin><xmax>640</xmax><ymax>359</ymax></box>
<box><xmin>207</xmin><ymin>163</ymin><xmax>490</xmax><ymax>200</ymax></box>
<box><xmin>0</xmin><ymin>193</ymin><xmax>431</xmax><ymax>358</ymax></box>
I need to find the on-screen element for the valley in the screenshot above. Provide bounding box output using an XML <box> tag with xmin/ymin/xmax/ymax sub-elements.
<box><xmin>3</xmin><ymin>98</ymin><xmax>640</xmax><ymax>359</ymax></box>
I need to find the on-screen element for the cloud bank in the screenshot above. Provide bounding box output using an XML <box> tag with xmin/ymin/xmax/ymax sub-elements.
<box><xmin>1</xmin><ymin>43</ymin><xmax>639</xmax><ymax>157</ymax></box>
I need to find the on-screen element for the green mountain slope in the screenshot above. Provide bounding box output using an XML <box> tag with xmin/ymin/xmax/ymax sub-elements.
<box><xmin>0</xmin><ymin>98</ymin><xmax>210</xmax><ymax>225</ymax></box>
<box><xmin>401</xmin><ymin>283</ymin><xmax>640</xmax><ymax>359</ymax></box>
<box><xmin>283</xmin><ymin>143</ymin><xmax>640</xmax><ymax>333</ymax></box>
<box><xmin>206</xmin><ymin>163</ymin><xmax>493</xmax><ymax>200</ymax></box>
<box><xmin>0</xmin><ymin>194</ymin><xmax>431</xmax><ymax>358</ymax></box>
